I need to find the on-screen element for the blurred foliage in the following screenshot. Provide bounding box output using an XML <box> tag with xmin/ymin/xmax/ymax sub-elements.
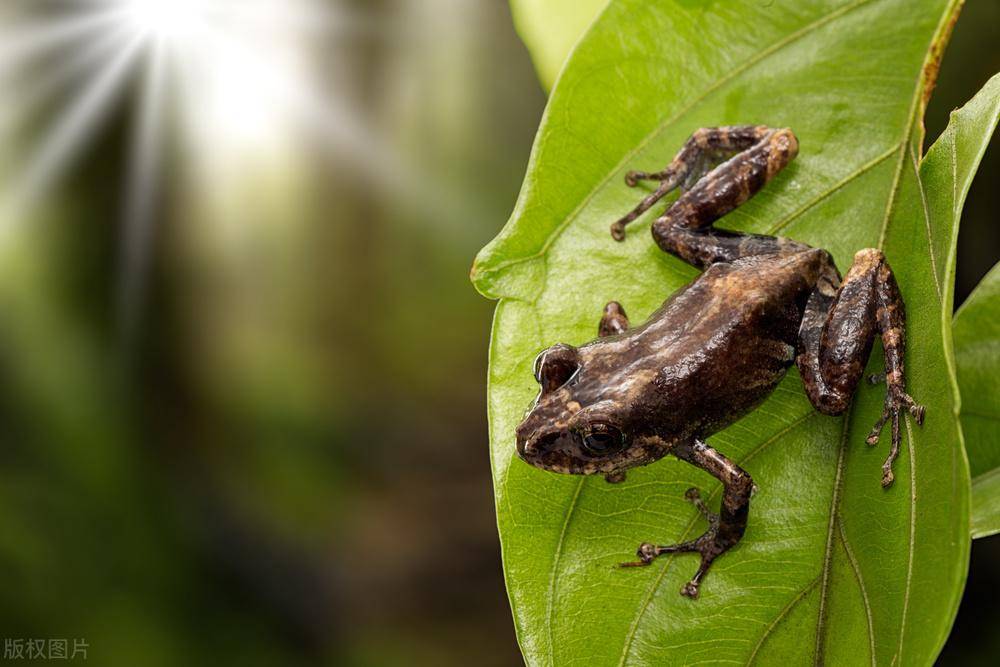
<box><xmin>0</xmin><ymin>0</ymin><xmax>542</xmax><ymax>664</ymax></box>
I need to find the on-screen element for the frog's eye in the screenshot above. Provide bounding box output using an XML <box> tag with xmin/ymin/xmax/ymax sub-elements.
<box><xmin>581</xmin><ymin>423</ymin><xmax>625</xmax><ymax>456</ymax></box>
<box><xmin>533</xmin><ymin>344</ymin><xmax>580</xmax><ymax>393</ymax></box>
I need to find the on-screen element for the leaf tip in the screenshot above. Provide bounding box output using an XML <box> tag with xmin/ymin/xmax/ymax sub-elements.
<box><xmin>470</xmin><ymin>245</ymin><xmax>504</xmax><ymax>300</ymax></box>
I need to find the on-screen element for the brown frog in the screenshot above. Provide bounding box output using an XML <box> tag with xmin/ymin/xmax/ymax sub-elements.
<box><xmin>514</xmin><ymin>126</ymin><xmax>925</xmax><ymax>598</ymax></box>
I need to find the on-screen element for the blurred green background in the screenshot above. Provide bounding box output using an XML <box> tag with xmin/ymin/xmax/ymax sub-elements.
<box><xmin>0</xmin><ymin>1</ymin><xmax>995</xmax><ymax>665</ymax></box>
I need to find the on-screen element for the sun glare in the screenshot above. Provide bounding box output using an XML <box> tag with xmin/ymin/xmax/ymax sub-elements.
<box><xmin>120</xmin><ymin>0</ymin><xmax>200</xmax><ymax>40</ymax></box>
<box><xmin>0</xmin><ymin>0</ymin><xmax>336</xmax><ymax>343</ymax></box>
<box><xmin>0</xmin><ymin>0</ymin><xmax>469</xmax><ymax>344</ymax></box>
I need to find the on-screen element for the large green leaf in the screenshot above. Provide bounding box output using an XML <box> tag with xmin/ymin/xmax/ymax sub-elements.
<box><xmin>473</xmin><ymin>0</ymin><xmax>970</xmax><ymax>664</ymax></box>
<box><xmin>954</xmin><ymin>261</ymin><xmax>1000</xmax><ymax>537</ymax></box>
<box><xmin>510</xmin><ymin>0</ymin><xmax>607</xmax><ymax>91</ymax></box>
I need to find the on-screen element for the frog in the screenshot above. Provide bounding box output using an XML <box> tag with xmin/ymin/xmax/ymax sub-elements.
<box><xmin>514</xmin><ymin>125</ymin><xmax>925</xmax><ymax>598</ymax></box>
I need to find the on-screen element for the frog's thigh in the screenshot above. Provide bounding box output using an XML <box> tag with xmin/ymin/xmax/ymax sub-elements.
<box><xmin>796</xmin><ymin>248</ymin><xmax>902</xmax><ymax>415</ymax></box>
<box><xmin>654</xmin><ymin>224</ymin><xmax>812</xmax><ymax>270</ymax></box>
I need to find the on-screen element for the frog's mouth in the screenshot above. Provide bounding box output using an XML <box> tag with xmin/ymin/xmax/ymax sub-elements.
<box><xmin>517</xmin><ymin>429</ymin><xmax>607</xmax><ymax>476</ymax></box>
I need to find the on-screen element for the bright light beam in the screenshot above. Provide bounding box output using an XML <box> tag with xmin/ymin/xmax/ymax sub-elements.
<box><xmin>117</xmin><ymin>37</ymin><xmax>167</xmax><ymax>343</ymax></box>
<box><xmin>118</xmin><ymin>0</ymin><xmax>201</xmax><ymax>41</ymax></box>
<box><xmin>0</xmin><ymin>22</ymin><xmax>136</xmax><ymax>141</ymax></box>
<box><xmin>0</xmin><ymin>4</ymin><xmax>130</xmax><ymax>79</ymax></box>
<box><xmin>0</xmin><ymin>33</ymin><xmax>143</xmax><ymax>224</ymax></box>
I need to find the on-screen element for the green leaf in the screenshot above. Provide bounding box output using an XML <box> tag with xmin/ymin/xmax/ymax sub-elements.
<box><xmin>955</xmin><ymin>261</ymin><xmax>1000</xmax><ymax>476</ymax></box>
<box><xmin>510</xmin><ymin>0</ymin><xmax>608</xmax><ymax>91</ymax></box>
<box><xmin>473</xmin><ymin>0</ymin><xmax>970</xmax><ymax>664</ymax></box>
<box><xmin>954</xmin><ymin>260</ymin><xmax>1000</xmax><ymax>538</ymax></box>
<box><xmin>922</xmin><ymin>73</ymin><xmax>1000</xmax><ymax>540</ymax></box>
<box><xmin>972</xmin><ymin>466</ymin><xmax>1000</xmax><ymax>540</ymax></box>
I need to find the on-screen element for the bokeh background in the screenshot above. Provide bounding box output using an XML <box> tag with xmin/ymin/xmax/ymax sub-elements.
<box><xmin>0</xmin><ymin>1</ymin><xmax>995</xmax><ymax>665</ymax></box>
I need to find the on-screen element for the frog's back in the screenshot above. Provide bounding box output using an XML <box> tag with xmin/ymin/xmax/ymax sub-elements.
<box><xmin>636</xmin><ymin>249</ymin><xmax>823</xmax><ymax>435</ymax></box>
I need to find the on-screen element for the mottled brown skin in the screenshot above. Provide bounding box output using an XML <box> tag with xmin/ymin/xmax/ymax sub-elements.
<box><xmin>514</xmin><ymin>126</ymin><xmax>925</xmax><ymax>598</ymax></box>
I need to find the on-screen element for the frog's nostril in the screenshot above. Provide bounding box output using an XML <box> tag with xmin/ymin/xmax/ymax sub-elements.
<box><xmin>519</xmin><ymin>431</ymin><xmax>560</xmax><ymax>460</ymax></box>
<box><xmin>517</xmin><ymin>438</ymin><xmax>535</xmax><ymax>459</ymax></box>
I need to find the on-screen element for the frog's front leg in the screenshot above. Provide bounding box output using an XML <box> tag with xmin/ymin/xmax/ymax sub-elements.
<box><xmin>598</xmin><ymin>300</ymin><xmax>629</xmax><ymax>337</ymax></box>
<box><xmin>621</xmin><ymin>440</ymin><xmax>752</xmax><ymax>598</ymax></box>
<box><xmin>797</xmin><ymin>248</ymin><xmax>925</xmax><ymax>486</ymax></box>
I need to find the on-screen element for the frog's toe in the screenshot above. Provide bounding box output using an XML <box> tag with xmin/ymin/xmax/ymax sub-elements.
<box><xmin>867</xmin><ymin>388</ymin><xmax>925</xmax><ymax>489</ymax></box>
<box><xmin>907</xmin><ymin>398</ymin><xmax>926</xmax><ymax>425</ymax></box>
<box><xmin>618</xmin><ymin>542</ymin><xmax>659</xmax><ymax>568</ymax></box>
<box><xmin>636</xmin><ymin>542</ymin><xmax>658</xmax><ymax>563</ymax></box>
<box><xmin>680</xmin><ymin>580</ymin><xmax>700</xmax><ymax>598</ymax></box>
<box><xmin>683</xmin><ymin>487</ymin><xmax>719</xmax><ymax>525</ymax></box>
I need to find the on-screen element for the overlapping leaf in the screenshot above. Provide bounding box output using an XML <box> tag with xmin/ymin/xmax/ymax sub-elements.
<box><xmin>509</xmin><ymin>0</ymin><xmax>607</xmax><ymax>91</ymax></box>
<box><xmin>918</xmin><ymin>72</ymin><xmax>1000</xmax><ymax>540</ymax></box>
<box><xmin>953</xmin><ymin>260</ymin><xmax>1000</xmax><ymax>538</ymax></box>
<box><xmin>474</xmin><ymin>0</ymin><xmax>972</xmax><ymax>663</ymax></box>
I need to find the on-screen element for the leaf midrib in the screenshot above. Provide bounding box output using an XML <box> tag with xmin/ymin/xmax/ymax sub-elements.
<box><xmin>813</xmin><ymin>411</ymin><xmax>854</xmax><ymax>663</ymax></box>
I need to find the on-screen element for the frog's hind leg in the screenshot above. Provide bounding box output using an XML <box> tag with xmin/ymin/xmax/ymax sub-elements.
<box><xmin>612</xmin><ymin>126</ymin><xmax>797</xmax><ymax>248</ymax></box>
<box><xmin>612</xmin><ymin>126</ymin><xmax>779</xmax><ymax>241</ymax></box>
<box><xmin>796</xmin><ymin>248</ymin><xmax>925</xmax><ymax>487</ymax></box>
<box><xmin>620</xmin><ymin>440</ymin><xmax>752</xmax><ymax>599</ymax></box>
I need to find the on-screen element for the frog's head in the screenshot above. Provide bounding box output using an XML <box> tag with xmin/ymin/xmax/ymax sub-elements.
<box><xmin>514</xmin><ymin>342</ymin><xmax>668</xmax><ymax>480</ymax></box>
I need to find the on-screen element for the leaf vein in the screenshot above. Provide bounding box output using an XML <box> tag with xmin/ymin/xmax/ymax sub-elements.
<box><xmin>896</xmin><ymin>417</ymin><xmax>918</xmax><ymax>663</ymax></box>
<box><xmin>547</xmin><ymin>476</ymin><xmax>586</xmax><ymax>667</ymax></box>
<box><xmin>745</xmin><ymin>574</ymin><xmax>822</xmax><ymax>666</ymax></box>
<box><xmin>907</xmin><ymin>144</ymin><xmax>944</xmax><ymax>307</ymax></box>
<box><xmin>909</xmin><ymin>141</ymin><xmax>943</xmax><ymax>303</ymax></box>
<box><xmin>765</xmin><ymin>145</ymin><xmax>897</xmax><ymax>235</ymax></box>
<box><xmin>837</xmin><ymin>518</ymin><xmax>876</xmax><ymax>666</ymax></box>
<box><xmin>813</xmin><ymin>409</ymin><xmax>853</xmax><ymax>664</ymax></box>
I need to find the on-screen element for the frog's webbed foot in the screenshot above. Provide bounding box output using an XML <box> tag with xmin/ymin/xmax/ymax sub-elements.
<box><xmin>866</xmin><ymin>388</ymin><xmax>926</xmax><ymax>487</ymax></box>
<box><xmin>619</xmin><ymin>488</ymin><xmax>726</xmax><ymax>598</ymax></box>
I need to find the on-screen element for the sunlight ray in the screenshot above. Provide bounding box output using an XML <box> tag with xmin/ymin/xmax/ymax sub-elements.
<box><xmin>0</xmin><ymin>4</ymin><xmax>128</xmax><ymax>78</ymax></box>
<box><xmin>0</xmin><ymin>21</ymin><xmax>135</xmax><ymax>141</ymax></box>
<box><xmin>1</xmin><ymin>32</ymin><xmax>143</xmax><ymax>223</ymax></box>
<box><xmin>117</xmin><ymin>38</ymin><xmax>166</xmax><ymax>342</ymax></box>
